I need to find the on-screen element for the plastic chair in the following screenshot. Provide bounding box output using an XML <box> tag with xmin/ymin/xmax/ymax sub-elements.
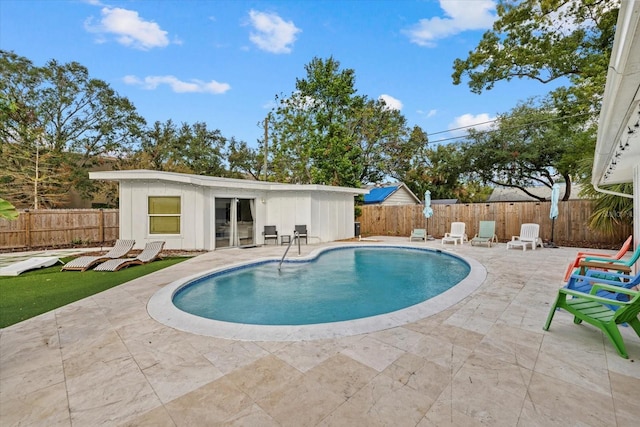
<box><xmin>470</xmin><ymin>221</ymin><xmax>497</xmax><ymax>247</ymax></box>
<box><xmin>409</xmin><ymin>228</ymin><xmax>426</xmax><ymax>242</ymax></box>
<box><xmin>562</xmin><ymin>235</ymin><xmax>633</xmax><ymax>281</ymax></box>
<box><xmin>506</xmin><ymin>223</ymin><xmax>541</xmax><ymax>251</ymax></box>
<box><xmin>544</xmin><ymin>284</ymin><xmax>640</xmax><ymax>358</ymax></box>
<box><xmin>442</xmin><ymin>222</ymin><xmax>467</xmax><ymax>245</ymax></box>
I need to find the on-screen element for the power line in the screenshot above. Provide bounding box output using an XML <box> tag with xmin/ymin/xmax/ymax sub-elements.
<box><xmin>426</xmin><ymin>111</ymin><xmax>593</xmax><ymax>144</ymax></box>
<box><xmin>426</xmin><ymin>118</ymin><xmax>499</xmax><ymax>136</ymax></box>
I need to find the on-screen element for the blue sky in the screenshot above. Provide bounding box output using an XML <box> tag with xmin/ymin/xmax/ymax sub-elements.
<box><xmin>1</xmin><ymin>0</ymin><xmax>563</xmax><ymax>147</ymax></box>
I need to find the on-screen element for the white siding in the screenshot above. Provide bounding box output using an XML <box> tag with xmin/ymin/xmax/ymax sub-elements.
<box><xmin>104</xmin><ymin>171</ymin><xmax>364</xmax><ymax>249</ymax></box>
<box><xmin>118</xmin><ymin>181</ymin><xmax>208</xmax><ymax>250</ymax></box>
<box><xmin>381</xmin><ymin>186</ymin><xmax>419</xmax><ymax>205</ymax></box>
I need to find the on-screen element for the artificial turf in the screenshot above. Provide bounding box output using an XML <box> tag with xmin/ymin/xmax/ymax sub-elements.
<box><xmin>0</xmin><ymin>256</ymin><xmax>189</xmax><ymax>328</ymax></box>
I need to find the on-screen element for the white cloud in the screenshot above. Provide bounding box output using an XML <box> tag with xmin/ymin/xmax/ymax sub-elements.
<box><xmin>85</xmin><ymin>7</ymin><xmax>169</xmax><ymax>50</ymax></box>
<box><xmin>247</xmin><ymin>10</ymin><xmax>301</xmax><ymax>54</ymax></box>
<box><xmin>404</xmin><ymin>0</ymin><xmax>496</xmax><ymax>47</ymax></box>
<box><xmin>124</xmin><ymin>75</ymin><xmax>231</xmax><ymax>94</ymax></box>
<box><xmin>378</xmin><ymin>94</ymin><xmax>403</xmax><ymax>110</ymax></box>
<box><xmin>418</xmin><ymin>109</ymin><xmax>438</xmax><ymax>118</ymax></box>
<box><xmin>448</xmin><ymin>113</ymin><xmax>496</xmax><ymax>136</ymax></box>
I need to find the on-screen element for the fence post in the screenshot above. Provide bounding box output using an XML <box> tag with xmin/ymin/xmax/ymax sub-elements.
<box><xmin>99</xmin><ymin>209</ymin><xmax>104</xmax><ymax>244</ymax></box>
<box><xmin>24</xmin><ymin>210</ymin><xmax>31</xmax><ymax>249</ymax></box>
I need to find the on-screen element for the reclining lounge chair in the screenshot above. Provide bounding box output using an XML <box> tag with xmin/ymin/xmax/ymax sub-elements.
<box><xmin>94</xmin><ymin>241</ymin><xmax>165</xmax><ymax>272</ymax></box>
<box><xmin>506</xmin><ymin>223</ymin><xmax>542</xmax><ymax>251</ymax></box>
<box><xmin>61</xmin><ymin>239</ymin><xmax>135</xmax><ymax>272</ymax></box>
<box><xmin>470</xmin><ymin>221</ymin><xmax>497</xmax><ymax>247</ymax></box>
<box><xmin>442</xmin><ymin>222</ymin><xmax>467</xmax><ymax>245</ymax></box>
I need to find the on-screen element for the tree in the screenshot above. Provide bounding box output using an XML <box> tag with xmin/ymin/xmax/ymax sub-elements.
<box><xmin>460</xmin><ymin>99</ymin><xmax>588</xmax><ymax>201</ymax></box>
<box><xmin>0</xmin><ymin>50</ymin><xmax>145</xmax><ymax>206</ymax></box>
<box><xmin>131</xmin><ymin>120</ymin><xmax>227</xmax><ymax>176</ymax></box>
<box><xmin>269</xmin><ymin>57</ymin><xmax>364</xmax><ymax>187</ymax></box>
<box><xmin>176</xmin><ymin>122</ymin><xmax>226</xmax><ymax>176</ymax></box>
<box><xmin>452</xmin><ymin>0</ymin><xmax>618</xmax><ymax>115</ymax></box>
<box><xmin>226</xmin><ymin>137</ymin><xmax>264</xmax><ymax>180</ymax></box>
<box><xmin>450</xmin><ymin>0</ymin><xmax>622</xmax><ymax>228</ymax></box>
<box><xmin>0</xmin><ymin>198</ymin><xmax>19</xmax><ymax>220</ymax></box>
<box><xmin>356</xmin><ymin>98</ymin><xmax>412</xmax><ymax>184</ymax></box>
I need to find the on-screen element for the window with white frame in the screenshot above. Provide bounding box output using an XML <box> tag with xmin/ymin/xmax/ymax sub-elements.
<box><xmin>148</xmin><ymin>196</ymin><xmax>181</xmax><ymax>234</ymax></box>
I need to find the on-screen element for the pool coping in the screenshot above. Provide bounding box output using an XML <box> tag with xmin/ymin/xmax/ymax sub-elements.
<box><xmin>147</xmin><ymin>244</ymin><xmax>487</xmax><ymax>341</ymax></box>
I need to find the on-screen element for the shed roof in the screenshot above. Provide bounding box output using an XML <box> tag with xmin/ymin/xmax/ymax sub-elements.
<box><xmin>364</xmin><ymin>186</ymin><xmax>399</xmax><ymax>204</ymax></box>
<box><xmin>90</xmin><ymin>170</ymin><xmax>369</xmax><ymax>195</ymax></box>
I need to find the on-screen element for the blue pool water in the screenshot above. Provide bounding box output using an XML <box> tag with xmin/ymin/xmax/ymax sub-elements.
<box><xmin>173</xmin><ymin>247</ymin><xmax>470</xmax><ymax>325</ymax></box>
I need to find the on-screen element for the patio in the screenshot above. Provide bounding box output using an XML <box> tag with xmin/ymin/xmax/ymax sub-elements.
<box><xmin>1</xmin><ymin>237</ymin><xmax>639</xmax><ymax>426</ymax></box>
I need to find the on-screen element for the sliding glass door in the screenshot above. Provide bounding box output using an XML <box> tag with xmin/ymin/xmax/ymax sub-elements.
<box><xmin>215</xmin><ymin>198</ymin><xmax>255</xmax><ymax>248</ymax></box>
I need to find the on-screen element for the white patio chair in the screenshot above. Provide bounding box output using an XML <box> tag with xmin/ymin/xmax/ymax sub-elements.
<box><xmin>442</xmin><ymin>222</ymin><xmax>467</xmax><ymax>245</ymax></box>
<box><xmin>506</xmin><ymin>223</ymin><xmax>542</xmax><ymax>251</ymax></box>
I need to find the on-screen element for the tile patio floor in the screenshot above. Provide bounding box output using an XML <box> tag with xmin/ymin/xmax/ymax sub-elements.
<box><xmin>1</xmin><ymin>237</ymin><xmax>639</xmax><ymax>426</ymax></box>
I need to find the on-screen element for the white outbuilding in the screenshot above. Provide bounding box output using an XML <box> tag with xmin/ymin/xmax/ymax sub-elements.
<box><xmin>90</xmin><ymin>170</ymin><xmax>368</xmax><ymax>250</ymax></box>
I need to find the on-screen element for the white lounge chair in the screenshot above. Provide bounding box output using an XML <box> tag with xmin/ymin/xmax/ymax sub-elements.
<box><xmin>506</xmin><ymin>223</ymin><xmax>542</xmax><ymax>251</ymax></box>
<box><xmin>442</xmin><ymin>222</ymin><xmax>467</xmax><ymax>245</ymax></box>
<box><xmin>409</xmin><ymin>228</ymin><xmax>426</xmax><ymax>242</ymax></box>
<box><xmin>0</xmin><ymin>257</ymin><xmax>61</xmax><ymax>276</ymax></box>
<box><xmin>94</xmin><ymin>241</ymin><xmax>165</xmax><ymax>272</ymax></box>
<box><xmin>61</xmin><ymin>239</ymin><xmax>135</xmax><ymax>271</ymax></box>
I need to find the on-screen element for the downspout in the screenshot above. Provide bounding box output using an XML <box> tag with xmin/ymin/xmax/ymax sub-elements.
<box><xmin>591</xmin><ymin>182</ymin><xmax>634</xmax><ymax>199</ymax></box>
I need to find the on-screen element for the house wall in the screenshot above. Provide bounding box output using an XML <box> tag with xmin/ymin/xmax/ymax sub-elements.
<box><xmin>117</xmin><ymin>180</ymin><xmax>357</xmax><ymax>249</ymax></box>
<box><xmin>119</xmin><ymin>180</ymin><xmax>209</xmax><ymax>250</ymax></box>
<box><xmin>264</xmin><ymin>191</ymin><xmax>311</xmax><ymax>242</ymax></box>
<box><xmin>311</xmin><ymin>192</ymin><xmax>356</xmax><ymax>241</ymax></box>
<box><xmin>263</xmin><ymin>191</ymin><xmax>355</xmax><ymax>243</ymax></box>
<box><xmin>381</xmin><ymin>186</ymin><xmax>419</xmax><ymax>206</ymax></box>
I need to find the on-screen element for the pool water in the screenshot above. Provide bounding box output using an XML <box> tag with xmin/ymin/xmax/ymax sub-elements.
<box><xmin>173</xmin><ymin>247</ymin><xmax>470</xmax><ymax>325</ymax></box>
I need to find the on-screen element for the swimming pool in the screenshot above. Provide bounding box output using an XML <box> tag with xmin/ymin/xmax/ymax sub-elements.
<box><xmin>173</xmin><ymin>247</ymin><xmax>470</xmax><ymax>325</ymax></box>
<box><xmin>147</xmin><ymin>244</ymin><xmax>487</xmax><ymax>340</ymax></box>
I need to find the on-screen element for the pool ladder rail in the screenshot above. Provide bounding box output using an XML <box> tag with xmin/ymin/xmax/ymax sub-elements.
<box><xmin>278</xmin><ymin>231</ymin><xmax>300</xmax><ymax>271</ymax></box>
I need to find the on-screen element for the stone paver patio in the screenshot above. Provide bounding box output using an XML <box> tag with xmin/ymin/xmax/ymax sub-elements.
<box><xmin>1</xmin><ymin>237</ymin><xmax>639</xmax><ymax>426</ymax></box>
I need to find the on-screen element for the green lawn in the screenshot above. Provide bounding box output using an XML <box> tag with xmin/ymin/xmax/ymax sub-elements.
<box><xmin>0</xmin><ymin>257</ymin><xmax>189</xmax><ymax>328</ymax></box>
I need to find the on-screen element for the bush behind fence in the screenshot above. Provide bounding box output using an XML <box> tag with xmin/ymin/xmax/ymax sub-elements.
<box><xmin>358</xmin><ymin>200</ymin><xmax>631</xmax><ymax>246</ymax></box>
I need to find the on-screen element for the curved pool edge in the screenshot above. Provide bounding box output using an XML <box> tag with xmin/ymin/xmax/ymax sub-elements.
<box><xmin>147</xmin><ymin>244</ymin><xmax>487</xmax><ymax>341</ymax></box>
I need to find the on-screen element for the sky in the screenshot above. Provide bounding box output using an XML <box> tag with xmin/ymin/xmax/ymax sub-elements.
<box><xmin>1</xmin><ymin>0</ymin><xmax>566</xmax><ymax>148</ymax></box>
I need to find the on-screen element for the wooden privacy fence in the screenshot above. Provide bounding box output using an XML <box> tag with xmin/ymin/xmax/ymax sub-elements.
<box><xmin>0</xmin><ymin>209</ymin><xmax>119</xmax><ymax>250</ymax></box>
<box><xmin>358</xmin><ymin>200</ymin><xmax>632</xmax><ymax>246</ymax></box>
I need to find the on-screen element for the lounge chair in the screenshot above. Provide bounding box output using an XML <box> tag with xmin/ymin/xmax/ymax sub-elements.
<box><xmin>409</xmin><ymin>228</ymin><xmax>426</xmax><ymax>242</ymax></box>
<box><xmin>442</xmin><ymin>222</ymin><xmax>467</xmax><ymax>245</ymax></box>
<box><xmin>294</xmin><ymin>225</ymin><xmax>308</xmax><ymax>244</ymax></box>
<box><xmin>61</xmin><ymin>239</ymin><xmax>135</xmax><ymax>272</ymax></box>
<box><xmin>562</xmin><ymin>235</ymin><xmax>633</xmax><ymax>281</ymax></box>
<box><xmin>263</xmin><ymin>225</ymin><xmax>278</xmax><ymax>245</ymax></box>
<box><xmin>94</xmin><ymin>241</ymin><xmax>165</xmax><ymax>272</ymax></box>
<box><xmin>506</xmin><ymin>223</ymin><xmax>541</xmax><ymax>251</ymax></box>
<box><xmin>544</xmin><ymin>283</ymin><xmax>640</xmax><ymax>358</ymax></box>
<box><xmin>470</xmin><ymin>221</ymin><xmax>497</xmax><ymax>247</ymax></box>
<box><xmin>575</xmin><ymin>244</ymin><xmax>640</xmax><ymax>277</ymax></box>
<box><xmin>0</xmin><ymin>257</ymin><xmax>61</xmax><ymax>276</ymax></box>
